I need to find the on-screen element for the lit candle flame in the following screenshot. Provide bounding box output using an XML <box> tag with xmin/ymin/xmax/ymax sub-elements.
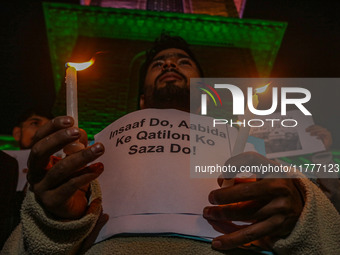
<box><xmin>255</xmin><ymin>82</ymin><xmax>271</xmax><ymax>94</ymax></box>
<box><xmin>67</xmin><ymin>58</ymin><xmax>94</xmax><ymax>71</ymax></box>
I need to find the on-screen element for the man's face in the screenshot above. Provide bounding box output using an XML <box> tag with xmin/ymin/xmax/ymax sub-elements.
<box><xmin>13</xmin><ymin>115</ymin><xmax>49</xmax><ymax>149</ymax></box>
<box><xmin>141</xmin><ymin>48</ymin><xmax>201</xmax><ymax>110</ymax></box>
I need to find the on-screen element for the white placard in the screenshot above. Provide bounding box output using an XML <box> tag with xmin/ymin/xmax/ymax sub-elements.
<box><xmin>94</xmin><ymin>109</ymin><xmax>239</xmax><ymax>242</ymax></box>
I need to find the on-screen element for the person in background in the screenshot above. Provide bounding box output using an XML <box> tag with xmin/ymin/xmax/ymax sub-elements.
<box><xmin>0</xmin><ymin>108</ymin><xmax>52</xmax><ymax>249</ymax></box>
<box><xmin>12</xmin><ymin>108</ymin><xmax>52</xmax><ymax>150</ymax></box>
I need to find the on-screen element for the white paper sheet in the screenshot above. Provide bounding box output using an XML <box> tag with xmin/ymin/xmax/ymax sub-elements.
<box><xmin>94</xmin><ymin>109</ymin><xmax>239</xmax><ymax>242</ymax></box>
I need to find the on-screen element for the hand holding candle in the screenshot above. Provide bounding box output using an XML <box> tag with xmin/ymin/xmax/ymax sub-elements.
<box><xmin>63</xmin><ymin>58</ymin><xmax>94</xmax><ymax>155</ymax></box>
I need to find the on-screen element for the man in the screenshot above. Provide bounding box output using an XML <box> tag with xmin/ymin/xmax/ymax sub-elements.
<box><xmin>2</xmin><ymin>34</ymin><xmax>339</xmax><ymax>254</ymax></box>
<box><xmin>0</xmin><ymin>108</ymin><xmax>52</xmax><ymax>249</ymax></box>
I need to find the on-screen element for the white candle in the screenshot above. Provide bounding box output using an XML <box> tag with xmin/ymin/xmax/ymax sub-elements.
<box><xmin>66</xmin><ymin>66</ymin><xmax>79</xmax><ymax>127</ymax></box>
<box><xmin>63</xmin><ymin>59</ymin><xmax>94</xmax><ymax>155</ymax></box>
<box><xmin>221</xmin><ymin>92</ymin><xmax>259</xmax><ymax>187</ymax></box>
<box><xmin>64</xmin><ymin>65</ymin><xmax>87</xmax><ymax>155</ymax></box>
<box><xmin>232</xmin><ymin>92</ymin><xmax>258</xmax><ymax>156</ymax></box>
<box><xmin>222</xmin><ymin>84</ymin><xmax>269</xmax><ymax>186</ymax></box>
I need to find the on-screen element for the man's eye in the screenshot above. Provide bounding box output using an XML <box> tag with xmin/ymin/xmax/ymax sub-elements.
<box><xmin>151</xmin><ymin>61</ymin><xmax>164</xmax><ymax>68</ymax></box>
<box><xmin>178</xmin><ymin>59</ymin><xmax>192</xmax><ymax>66</ymax></box>
<box><xmin>30</xmin><ymin>121</ymin><xmax>39</xmax><ymax>127</ymax></box>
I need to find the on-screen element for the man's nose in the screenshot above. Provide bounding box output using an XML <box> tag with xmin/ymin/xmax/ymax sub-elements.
<box><xmin>162</xmin><ymin>59</ymin><xmax>177</xmax><ymax>70</ymax></box>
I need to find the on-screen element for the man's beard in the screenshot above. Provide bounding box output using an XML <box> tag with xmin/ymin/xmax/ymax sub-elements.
<box><xmin>143</xmin><ymin>69</ymin><xmax>190</xmax><ymax>111</ymax></box>
<box><xmin>144</xmin><ymin>81</ymin><xmax>190</xmax><ymax>111</ymax></box>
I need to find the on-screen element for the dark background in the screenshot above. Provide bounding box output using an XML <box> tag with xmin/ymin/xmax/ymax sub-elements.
<box><xmin>0</xmin><ymin>0</ymin><xmax>339</xmax><ymax>145</ymax></box>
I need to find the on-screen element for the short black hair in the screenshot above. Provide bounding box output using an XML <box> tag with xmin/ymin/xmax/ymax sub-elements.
<box><xmin>15</xmin><ymin>107</ymin><xmax>53</xmax><ymax>127</ymax></box>
<box><xmin>139</xmin><ymin>32</ymin><xmax>203</xmax><ymax>95</ymax></box>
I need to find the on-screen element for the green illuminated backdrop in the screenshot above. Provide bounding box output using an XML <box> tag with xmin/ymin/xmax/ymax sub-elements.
<box><xmin>42</xmin><ymin>2</ymin><xmax>287</xmax><ymax>140</ymax></box>
<box><xmin>2</xmin><ymin>3</ymin><xmax>339</xmax><ymax>165</ymax></box>
<box><xmin>44</xmin><ymin>2</ymin><xmax>287</xmax><ymax>91</ymax></box>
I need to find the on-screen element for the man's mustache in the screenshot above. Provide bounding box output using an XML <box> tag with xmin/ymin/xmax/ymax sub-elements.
<box><xmin>154</xmin><ymin>68</ymin><xmax>187</xmax><ymax>85</ymax></box>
